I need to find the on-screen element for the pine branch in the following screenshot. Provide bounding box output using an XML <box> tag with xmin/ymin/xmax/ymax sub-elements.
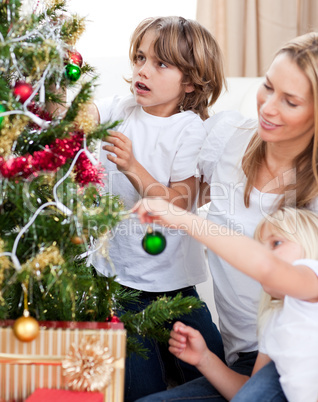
<box><xmin>121</xmin><ymin>294</ymin><xmax>203</xmax><ymax>350</ymax></box>
<box><xmin>63</xmin><ymin>78</ymin><xmax>97</xmax><ymax>122</ymax></box>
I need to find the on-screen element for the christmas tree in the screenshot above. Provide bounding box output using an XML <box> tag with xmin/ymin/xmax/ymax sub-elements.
<box><xmin>0</xmin><ymin>0</ymin><xmax>201</xmax><ymax>358</ymax></box>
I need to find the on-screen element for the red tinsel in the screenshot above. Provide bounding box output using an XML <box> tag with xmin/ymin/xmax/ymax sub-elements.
<box><xmin>27</xmin><ymin>102</ymin><xmax>53</xmax><ymax>124</ymax></box>
<box><xmin>0</xmin><ymin>132</ymin><xmax>104</xmax><ymax>186</ymax></box>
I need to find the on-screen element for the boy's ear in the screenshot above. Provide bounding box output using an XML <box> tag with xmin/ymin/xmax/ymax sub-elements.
<box><xmin>185</xmin><ymin>83</ymin><xmax>195</xmax><ymax>93</ymax></box>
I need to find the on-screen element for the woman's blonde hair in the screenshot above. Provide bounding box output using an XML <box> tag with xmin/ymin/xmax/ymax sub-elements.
<box><xmin>126</xmin><ymin>16</ymin><xmax>226</xmax><ymax>120</ymax></box>
<box><xmin>255</xmin><ymin>207</ymin><xmax>318</xmax><ymax>332</ymax></box>
<box><xmin>242</xmin><ymin>32</ymin><xmax>318</xmax><ymax>209</ymax></box>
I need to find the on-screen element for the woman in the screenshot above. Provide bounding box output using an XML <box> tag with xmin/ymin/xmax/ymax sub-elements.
<box><xmin>136</xmin><ymin>31</ymin><xmax>318</xmax><ymax>402</ymax></box>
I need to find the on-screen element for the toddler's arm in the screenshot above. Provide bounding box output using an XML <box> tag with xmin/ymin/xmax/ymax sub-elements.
<box><xmin>134</xmin><ymin>198</ymin><xmax>318</xmax><ymax>301</ymax></box>
<box><xmin>170</xmin><ymin>322</ymin><xmax>250</xmax><ymax>400</ymax></box>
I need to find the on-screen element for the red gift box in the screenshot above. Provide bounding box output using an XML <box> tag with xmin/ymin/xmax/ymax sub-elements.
<box><xmin>25</xmin><ymin>388</ymin><xmax>104</xmax><ymax>401</ymax></box>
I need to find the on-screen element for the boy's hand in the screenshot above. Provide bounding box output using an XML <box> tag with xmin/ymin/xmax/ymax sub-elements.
<box><xmin>102</xmin><ymin>130</ymin><xmax>137</xmax><ymax>172</ymax></box>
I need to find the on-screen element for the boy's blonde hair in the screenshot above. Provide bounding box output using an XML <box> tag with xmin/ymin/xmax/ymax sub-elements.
<box><xmin>254</xmin><ymin>207</ymin><xmax>318</xmax><ymax>333</ymax></box>
<box><xmin>126</xmin><ymin>16</ymin><xmax>226</xmax><ymax>120</ymax></box>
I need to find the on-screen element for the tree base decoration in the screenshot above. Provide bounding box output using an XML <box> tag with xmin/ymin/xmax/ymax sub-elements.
<box><xmin>0</xmin><ymin>320</ymin><xmax>126</xmax><ymax>402</ymax></box>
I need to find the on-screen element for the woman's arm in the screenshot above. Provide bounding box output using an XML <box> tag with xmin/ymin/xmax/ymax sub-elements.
<box><xmin>134</xmin><ymin>198</ymin><xmax>318</xmax><ymax>300</ymax></box>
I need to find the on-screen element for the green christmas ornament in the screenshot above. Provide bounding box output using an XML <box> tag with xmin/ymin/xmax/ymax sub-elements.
<box><xmin>142</xmin><ymin>228</ymin><xmax>166</xmax><ymax>255</ymax></box>
<box><xmin>0</xmin><ymin>104</ymin><xmax>6</xmax><ymax>128</ymax></box>
<box><xmin>65</xmin><ymin>63</ymin><xmax>81</xmax><ymax>81</ymax></box>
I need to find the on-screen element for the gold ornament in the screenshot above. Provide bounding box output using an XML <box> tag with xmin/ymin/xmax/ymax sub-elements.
<box><xmin>71</xmin><ymin>235</ymin><xmax>85</xmax><ymax>245</ymax></box>
<box><xmin>62</xmin><ymin>336</ymin><xmax>114</xmax><ymax>392</ymax></box>
<box><xmin>12</xmin><ymin>311</ymin><xmax>40</xmax><ymax>342</ymax></box>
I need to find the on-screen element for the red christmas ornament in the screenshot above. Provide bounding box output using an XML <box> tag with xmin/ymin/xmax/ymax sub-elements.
<box><xmin>106</xmin><ymin>314</ymin><xmax>121</xmax><ymax>323</ymax></box>
<box><xmin>68</xmin><ymin>50</ymin><xmax>83</xmax><ymax>67</ymax></box>
<box><xmin>110</xmin><ymin>316</ymin><xmax>121</xmax><ymax>323</ymax></box>
<box><xmin>13</xmin><ymin>81</ymin><xmax>33</xmax><ymax>104</ymax></box>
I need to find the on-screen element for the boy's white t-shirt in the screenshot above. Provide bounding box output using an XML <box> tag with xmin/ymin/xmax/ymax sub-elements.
<box><xmin>258</xmin><ymin>259</ymin><xmax>318</xmax><ymax>402</ymax></box>
<box><xmin>91</xmin><ymin>94</ymin><xmax>208</xmax><ymax>292</ymax></box>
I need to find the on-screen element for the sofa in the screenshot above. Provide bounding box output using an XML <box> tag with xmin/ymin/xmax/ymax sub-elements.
<box><xmin>81</xmin><ymin>56</ymin><xmax>264</xmax><ymax>325</ymax></box>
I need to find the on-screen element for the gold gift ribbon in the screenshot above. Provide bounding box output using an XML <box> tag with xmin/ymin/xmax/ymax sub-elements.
<box><xmin>0</xmin><ymin>352</ymin><xmax>124</xmax><ymax>368</ymax></box>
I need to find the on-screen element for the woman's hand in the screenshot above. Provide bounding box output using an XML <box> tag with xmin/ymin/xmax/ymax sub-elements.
<box><xmin>103</xmin><ymin>130</ymin><xmax>137</xmax><ymax>172</ymax></box>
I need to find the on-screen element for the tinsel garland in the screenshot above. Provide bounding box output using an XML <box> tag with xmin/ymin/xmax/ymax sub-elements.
<box><xmin>0</xmin><ymin>132</ymin><xmax>104</xmax><ymax>186</ymax></box>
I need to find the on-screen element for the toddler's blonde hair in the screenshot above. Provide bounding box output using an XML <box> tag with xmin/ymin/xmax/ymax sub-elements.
<box><xmin>254</xmin><ymin>207</ymin><xmax>318</xmax><ymax>332</ymax></box>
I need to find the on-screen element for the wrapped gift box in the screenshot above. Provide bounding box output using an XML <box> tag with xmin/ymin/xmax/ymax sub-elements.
<box><xmin>25</xmin><ymin>388</ymin><xmax>104</xmax><ymax>401</ymax></box>
<box><xmin>0</xmin><ymin>320</ymin><xmax>126</xmax><ymax>402</ymax></box>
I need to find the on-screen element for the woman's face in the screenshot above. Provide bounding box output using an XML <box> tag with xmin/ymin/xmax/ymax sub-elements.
<box><xmin>257</xmin><ymin>53</ymin><xmax>315</xmax><ymax>151</ymax></box>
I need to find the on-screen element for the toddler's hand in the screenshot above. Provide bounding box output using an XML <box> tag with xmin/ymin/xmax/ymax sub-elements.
<box><xmin>132</xmin><ymin>198</ymin><xmax>182</xmax><ymax>227</ymax></box>
<box><xmin>169</xmin><ymin>321</ymin><xmax>209</xmax><ymax>367</ymax></box>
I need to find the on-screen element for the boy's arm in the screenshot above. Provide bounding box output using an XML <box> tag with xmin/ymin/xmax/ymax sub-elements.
<box><xmin>132</xmin><ymin>166</ymin><xmax>198</xmax><ymax>210</ymax></box>
<box><xmin>197</xmin><ymin>180</ymin><xmax>211</xmax><ymax>207</ymax></box>
<box><xmin>104</xmin><ymin>131</ymin><xmax>199</xmax><ymax>210</ymax></box>
<box><xmin>129</xmin><ymin>166</ymin><xmax>198</xmax><ymax>210</ymax></box>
